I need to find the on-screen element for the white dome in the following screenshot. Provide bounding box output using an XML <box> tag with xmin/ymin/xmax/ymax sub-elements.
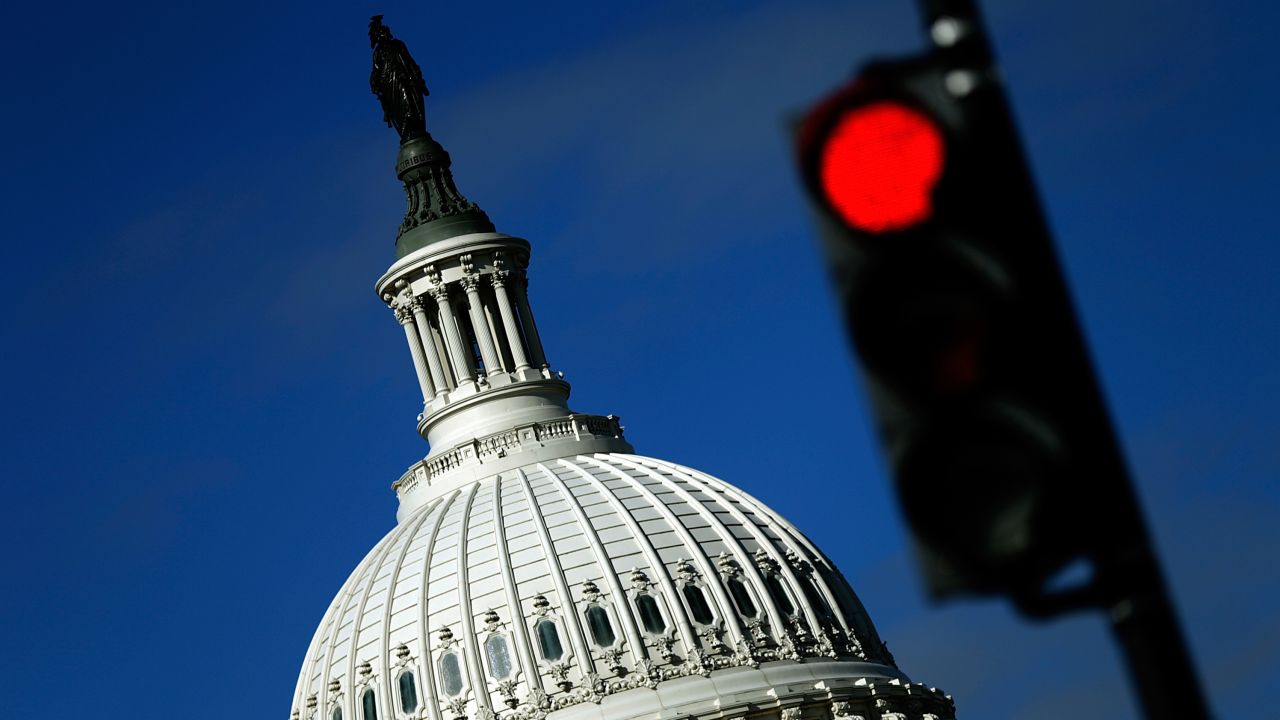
<box><xmin>297</xmin><ymin>47</ymin><xmax>956</xmax><ymax>719</ymax></box>
<box><xmin>291</xmin><ymin>453</ymin><xmax>953</xmax><ymax>720</ymax></box>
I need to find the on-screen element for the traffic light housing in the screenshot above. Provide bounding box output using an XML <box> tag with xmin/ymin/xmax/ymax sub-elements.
<box><xmin>791</xmin><ymin>5</ymin><xmax>1214</xmax><ymax>714</ymax></box>
<box><xmin>796</xmin><ymin>51</ymin><xmax>1139</xmax><ymax>606</ymax></box>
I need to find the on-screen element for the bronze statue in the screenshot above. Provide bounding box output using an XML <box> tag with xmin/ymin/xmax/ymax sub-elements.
<box><xmin>369</xmin><ymin>15</ymin><xmax>430</xmax><ymax>143</ymax></box>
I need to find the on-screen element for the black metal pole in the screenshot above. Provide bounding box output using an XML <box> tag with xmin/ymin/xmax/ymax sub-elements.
<box><xmin>910</xmin><ymin>1</ymin><xmax>1214</xmax><ymax>717</ymax></box>
<box><xmin>1108</xmin><ymin>572</ymin><xmax>1213</xmax><ymax>718</ymax></box>
<box><xmin>1094</xmin><ymin>493</ymin><xmax>1212</xmax><ymax>719</ymax></box>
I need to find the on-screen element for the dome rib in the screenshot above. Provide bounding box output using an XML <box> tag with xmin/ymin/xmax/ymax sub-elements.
<box><xmin>295</xmin><ymin>551</ymin><xmax>360</xmax><ymax>715</ymax></box>
<box><xmin>534</xmin><ymin>461</ymin><xmax>649</xmax><ymax>666</ymax></box>
<box><xmin>414</xmin><ymin>491</ymin><xmax>459</xmax><ymax>720</ymax></box>
<box><xmin>654</xmin><ymin>457</ymin><xmax>888</xmax><ymax>662</ymax></box>
<box><xmin>556</xmin><ymin>457</ymin><xmax>701</xmax><ymax>663</ymax></box>
<box><xmin>349</xmin><ymin>511</ymin><xmax>417</xmax><ymax>713</ymax></box>
<box><xmin>745</xmin><ymin>495</ymin><xmax>884</xmax><ymax>657</ymax></box>
<box><xmin>601</xmin><ymin>455</ymin><xmax>790</xmax><ymax>653</ymax></box>
<box><xmin>610</xmin><ymin>455</ymin><xmax>835</xmax><ymax>657</ymax></box>
<box><xmin>297</xmin><ymin>575</ymin><xmax>347</xmax><ymax>713</ymax></box>
<box><xmin>512</xmin><ymin>467</ymin><xmax>595</xmax><ymax>683</ymax></box>
<box><xmin>302</xmin><ymin>526</ymin><xmax>398</xmax><ymax>713</ymax></box>
<box><xmin>453</xmin><ymin>482</ymin><xmax>493</xmax><ymax>717</ymax></box>
<box><xmin>310</xmin><ymin>524</ymin><xmax>401</xmax><ymax>713</ymax></box>
<box><xmin>373</xmin><ymin>493</ymin><xmax>443</xmax><ymax>717</ymax></box>
<box><xmin>491</xmin><ymin>475</ymin><xmax>543</xmax><ymax>703</ymax></box>
<box><xmin>576</xmin><ymin>455</ymin><xmax>748</xmax><ymax>652</ymax></box>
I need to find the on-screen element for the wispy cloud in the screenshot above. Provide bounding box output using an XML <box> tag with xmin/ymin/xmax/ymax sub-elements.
<box><xmin>428</xmin><ymin>2</ymin><xmax>917</xmax><ymax>272</ymax></box>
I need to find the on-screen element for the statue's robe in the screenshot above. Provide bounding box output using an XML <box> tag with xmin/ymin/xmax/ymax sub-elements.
<box><xmin>371</xmin><ymin>38</ymin><xmax>429</xmax><ymax>142</ymax></box>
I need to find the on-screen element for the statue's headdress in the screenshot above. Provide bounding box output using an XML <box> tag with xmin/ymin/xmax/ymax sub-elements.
<box><xmin>369</xmin><ymin>15</ymin><xmax>390</xmax><ymax>46</ymax></box>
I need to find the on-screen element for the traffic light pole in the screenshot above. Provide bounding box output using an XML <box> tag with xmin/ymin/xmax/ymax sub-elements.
<box><xmin>1106</xmin><ymin>560</ymin><xmax>1213</xmax><ymax>719</ymax></box>
<box><xmin>912</xmin><ymin>1</ymin><xmax>1212</xmax><ymax>717</ymax></box>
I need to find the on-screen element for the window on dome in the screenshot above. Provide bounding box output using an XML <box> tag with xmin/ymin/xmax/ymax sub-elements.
<box><xmin>765</xmin><ymin>574</ymin><xmax>796</xmax><ymax>616</ymax></box>
<box><xmin>485</xmin><ymin>635</ymin><xmax>513</xmax><ymax>679</ymax></box>
<box><xmin>727</xmin><ymin>577</ymin><xmax>758</xmax><ymax>618</ymax></box>
<box><xmin>399</xmin><ymin>671</ymin><xmax>419</xmax><ymax>713</ymax></box>
<box><xmin>634</xmin><ymin>594</ymin><xmax>666</xmax><ymax>634</ymax></box>
<box><xmin>585</xmin><ymin>605</ymin><xmax>616</xmax><ymax>647</ymax></box>
<box><xmin>681</xmin><ymin>584</ymin><xmax>715</xmax><ymax>625</ymax></box>
<box><xmin>361</xmin><ymin>688</ymin><xmax>377</xmax><ymax>720</ymax></box>
<box><xmin>439</xmin><ymin>652</ymin><xmax>464</xmax><ymax>696</ymax></box>
<box><xmin>332</xmin><ymin>707</ymin><xmax>342</xmax><ymax>720</ymax></box>
<box><xmin>536</xmin><ymin>619</ymin><xmax>564</xmax><ymax>661</ymax></box>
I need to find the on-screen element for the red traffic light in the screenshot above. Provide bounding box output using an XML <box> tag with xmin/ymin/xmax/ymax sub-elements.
<box><xmin>818</xmin><ymin>101</ymin><xmax>945</xmax><ymax>233</ymax></box>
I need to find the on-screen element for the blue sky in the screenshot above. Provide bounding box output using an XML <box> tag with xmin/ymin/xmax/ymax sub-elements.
<box><xmin>2</xmin><ymin>1</ymin><xmax>1277</xmax><ymax>717</ymax></box>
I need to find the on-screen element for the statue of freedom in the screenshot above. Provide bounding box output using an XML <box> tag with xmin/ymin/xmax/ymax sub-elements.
<box><xmin>369</xmin><ymin>15</ymin><xmax>430</xmax><ymax>143</ymax></box>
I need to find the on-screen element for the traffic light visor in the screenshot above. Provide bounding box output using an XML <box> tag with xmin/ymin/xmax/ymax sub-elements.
<box><xmin>819</xmin><ymin>101</ymin><xmax>945</xmax><ymax>233</ymax></box>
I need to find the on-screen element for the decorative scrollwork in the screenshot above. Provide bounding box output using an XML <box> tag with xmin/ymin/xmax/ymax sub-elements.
<box><xmin>445</xmin><ymin>697</ymin><xmax>469</xmax><ymax>720</ymax></box>
<box><xmin>437</xmin><ymin>625</ymin><xmax>457</xmax><ymax>648</ymax></box>
<box><xmin>785</xmin><ymin>548</ymin><xmax>814</xmax><ymax>575</ymax></box>
<box><xmin>753</xmin><ymin>547</ymin><xmax>780</xmax><ymax>574</ymax></box>
<box><xmin>628</xmin><ymin>568</ymin><xmax>653</xmax><ymax>591</ymax></box>
<box><xmin>597</xmin><ymin>646</ymin><xmax>626</xmax><ymax>677</ymax></box>
<box><xmin>649</xmin><ymin>633</ymin><xmax>679</xmax><ymax>663</ymax></box>
<box><xmin>548</xmin><ymin>661</ymin><xmax>573</xmax><ymax>692</ymax></box>
<box><xmin>497</xmin><ymin>679</ymin><xmax>519</xmax><ymax>709</ymax></box>
<box><xmin>530</xmin><ymin>594</ymin><xmax>551</xmax><ymax>617</ymax></box>
<box><xmin>697</xmin><ymin>624</ymin><xmax>725</xmax><ymax>652</ymax></box>
<box><xmin>716</xmin><ymin>552</ymin><xmax>741</xmax><ymax>576</ymax></box>
<box><xmin>684</xmin><ymin>648</ymin><xmax>714</xmax><ymax>677</ymax></box>
<box><xmin>482</xmin><ymin>609</ymin><xmax>502</xmax><ymax>633</ymax></box>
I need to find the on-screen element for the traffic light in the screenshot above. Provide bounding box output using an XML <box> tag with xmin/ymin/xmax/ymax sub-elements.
<box><xmin>792</xmin><ymin>4</ymin><xmax>1213</xmax><ymax>716</ymax></box>
<box><xmin>795</xmin><ymin>33</ymin><xmax>1136</xmax><ymax>605</ymax></box>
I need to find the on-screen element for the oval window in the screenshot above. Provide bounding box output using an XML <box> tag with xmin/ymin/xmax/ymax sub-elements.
<box><xmin>682</xmin><ymin>584</ymin><xmax>715</xmax><ymax>625</ymax></box>
<box><xmin>485</xmin><ymin>635</ymin><xmax>513</xmax><ymax>679</ymax></box>
<box><xmin>399</xmin><ymin>671</ymin><xmax>419</xmax><ymax>713</ymax></box>
<box><xmin>727</xmin><ymin>577</ymin><xmax>758</xmax><ymax>618</ymax></box>
<box><xmin>634</xmin><ymin>594</ymin><xmax>667</xmax><ymax>634</ymax></box>
<box><xmin>585</xmin><ymin>605</ymin><xmax>615</xmax><ymax>647</ymax></box>
<box><xmin>439</xmin><ymin>652</ymin><xmax>464</xmax><ymax>696</ymax></box>
<box><xmin>536</xmin><ymin>619</ymin><xmax>564</xmax><ymax>661</ymax></box>
<box><xmin>361</xmin><ymin>688</ymin><xmax>377</xmax><ymax>720</ymax></box>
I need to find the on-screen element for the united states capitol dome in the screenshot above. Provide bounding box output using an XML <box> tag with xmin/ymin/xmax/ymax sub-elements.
<box><xmin>290</xmin><ymin>18</ymin><xmax>955</xmax><ymax>720</ymax></box>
